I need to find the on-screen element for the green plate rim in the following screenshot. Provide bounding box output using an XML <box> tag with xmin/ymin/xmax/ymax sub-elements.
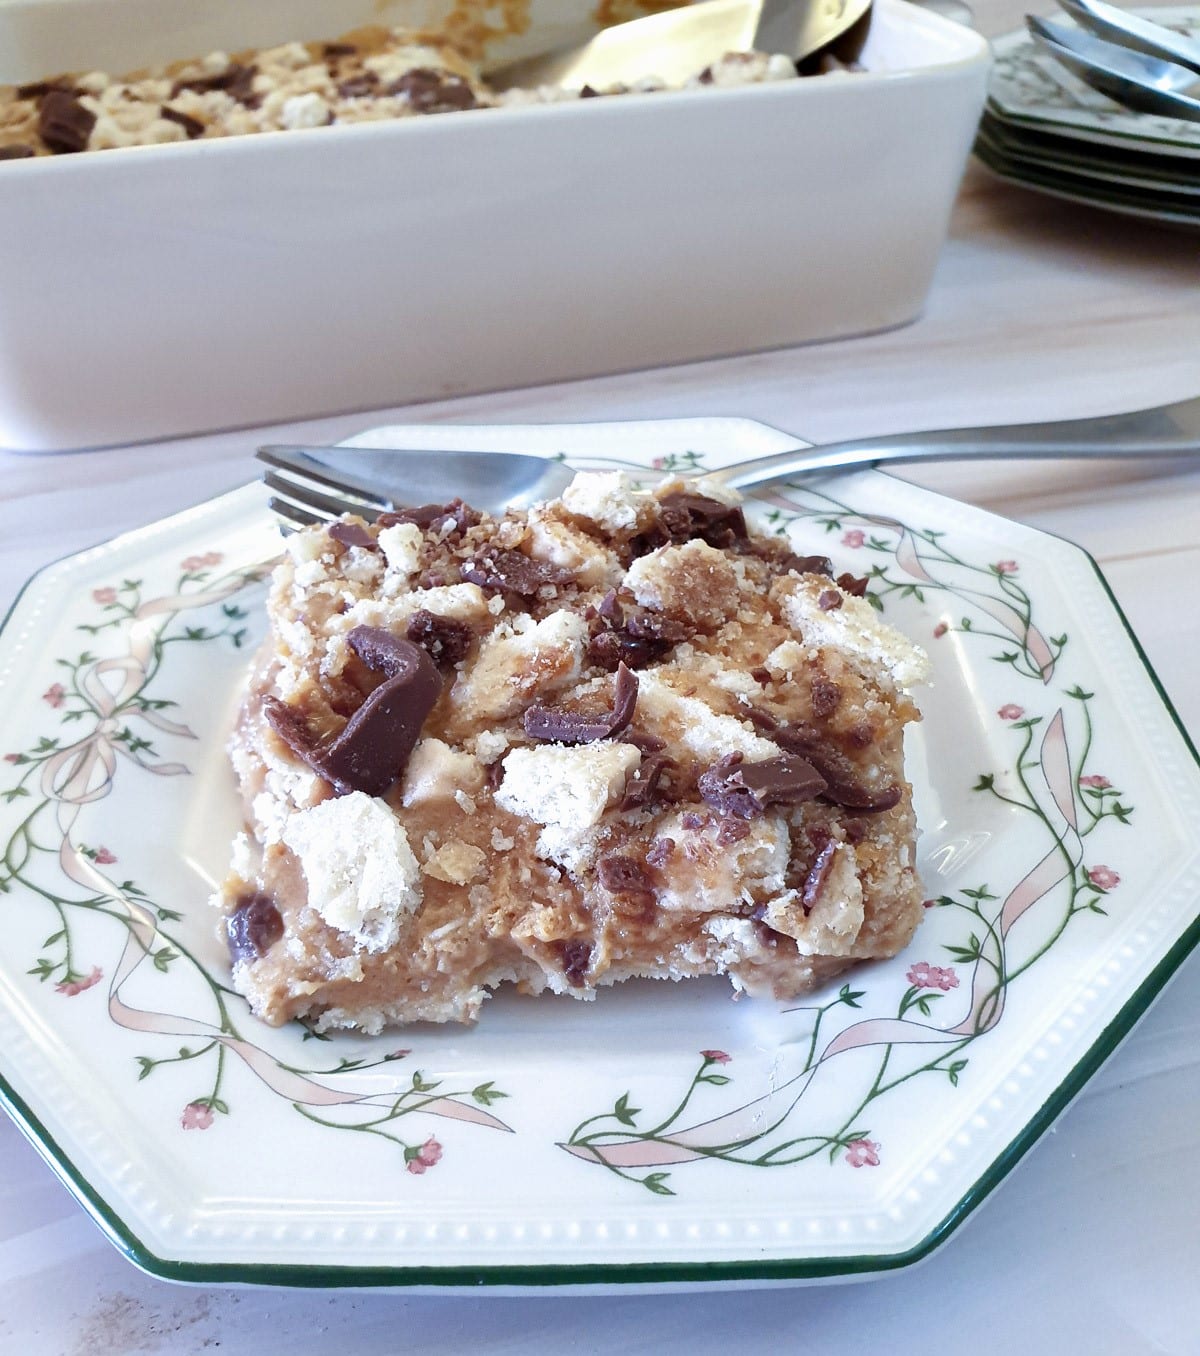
<box><xmin>0</xmin><ymin>477</ymin><xmax>1197</xmax><ymax>1289</ymax></box>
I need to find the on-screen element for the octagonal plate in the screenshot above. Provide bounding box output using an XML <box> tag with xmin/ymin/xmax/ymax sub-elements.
<box><xmin>0</xmin><ymin>418</ymin><xmax>1197</xmax><ymax>1289</ymax></box>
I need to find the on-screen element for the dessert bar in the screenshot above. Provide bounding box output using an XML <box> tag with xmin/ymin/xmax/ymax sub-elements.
<box><xmin>216</xmin><ymin>473</ymin><xmax>929</xmax><ymax>1030</ymax></box>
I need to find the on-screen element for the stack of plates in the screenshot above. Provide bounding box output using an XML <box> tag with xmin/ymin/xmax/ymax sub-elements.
<box><xmin>978</xmin><ymin>6</ymin><xmax>1200</xmax><ymax>226</ymax></box>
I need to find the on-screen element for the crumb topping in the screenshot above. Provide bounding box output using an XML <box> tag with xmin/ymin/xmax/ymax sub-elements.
<box><xmin>215</xmin><ymin>469</ymin><xmax>928</xmax><ymax>1029</ymax></box>
<box><xmin>1</xmin><ymin>31</ymin><xmax>861</xmax><ymax>161</ymax></box>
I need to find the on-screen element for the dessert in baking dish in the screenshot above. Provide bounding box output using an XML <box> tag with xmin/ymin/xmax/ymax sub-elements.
<box><xmin>214</xmin><ymin>472</ymin><xmax>930</xmax><ymax>1031</ymax></box>
<box><xmin>0</xmin><ymin>24</ymin><xmax>843</xmax><ymax>159</ymax></box>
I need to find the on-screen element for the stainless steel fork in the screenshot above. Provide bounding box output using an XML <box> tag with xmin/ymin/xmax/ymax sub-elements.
<box><xmin>258</xmin><ymin>393</ymin><xmax>1200</xmax><ymax>529</ymax></box>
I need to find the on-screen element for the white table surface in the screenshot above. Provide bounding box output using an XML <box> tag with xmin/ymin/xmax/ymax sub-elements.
<box><xmin>2</xmin><ymin>3</ymin><xmax>1200</xmax><ymax>1349</ymax></box>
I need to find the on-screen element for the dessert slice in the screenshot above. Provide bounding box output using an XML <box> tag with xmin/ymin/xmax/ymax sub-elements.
<box><xmin>215</xmin><ymin>473</ymin><xmax>930</xmax><ymax>1031</ymax></box>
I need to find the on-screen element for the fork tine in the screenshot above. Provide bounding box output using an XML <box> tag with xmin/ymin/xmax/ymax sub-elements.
<box><xmin>267</xmin><ymin>494</ymin><xmax>328</xmax><ymax>531</ymax></box>
<box><xmin>257</xmin><ymin>445</ymin><xmax>396</xmax><ymax>511</ymax></box>
<box><xmin>261</xmin><ymin>468</ymin><xmax>387</xmax><ymax>523</ymax></box>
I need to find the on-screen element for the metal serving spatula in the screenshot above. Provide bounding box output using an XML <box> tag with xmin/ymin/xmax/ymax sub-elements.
<box><xmin>484</xmin><ymin>0</ymin><xmax>872</xmax><ymax>93</ymax></box>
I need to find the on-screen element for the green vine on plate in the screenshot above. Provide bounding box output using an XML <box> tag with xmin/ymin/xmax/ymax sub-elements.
<box><xmin>1</xmin><ymin>555</ymin><xmax>513</xmax><ymax>1164</ymax></box>
<box><xmin>558</xmin><ymin>558</ymin><xmax>1132</xmax><ymax>1195</ymax></box>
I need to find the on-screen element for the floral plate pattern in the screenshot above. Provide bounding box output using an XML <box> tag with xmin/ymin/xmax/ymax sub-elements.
<box><xmin>0</xmin><ymin>418</ymin><xmax>1198</xmax><ymax>1290</ymax></box>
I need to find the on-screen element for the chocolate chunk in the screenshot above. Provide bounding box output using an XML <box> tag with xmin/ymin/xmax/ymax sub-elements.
<box><xmin>38</xmin><ymin>91</ymin><xmax>96</xmax><ymax>154</ymax></box>
<box><xmin>406</xmin><ymin>609</ymin><xmax>473</xmax><ymax>667</ymax></box>
<box><xmin>681</xmin><ymin>811</ymin><xmax>707</xmax><ymax>831</ymax></box>
<box><xmin>801</xmin><ymin>841</ymin><xmax>837</xmax><ymax>915</ymax></box>
<box><xmin>0</xmin><ymin>145</ymin><xmax>35</xmax><ymax>160</ymax></box>
<box><xmin>226</xmin><ymin>892</ymin><xmax>284</xmax><ymax>964</ymax></box>
<box><xmin>159</xmin><ymin>104</ymin><xmax>205</xmax><ymax>138</ymax></box>
<box><xmin>717</xmin><ymin>817</ymin><xmax>752</xmax><ymax>844</ymax></box>
<box><xmin>377</xmin><ymin>498</ymin><xmax>481</xmax><ymax>535</ymax></box>
<box><xmin>627</xmin><ymin>521</ymin><xmax>670</xmax><ymax>557</ymax></box>
<box><xmin>621</xmin><ymin>752</ymin><xmax>673</xmax><ymax>811</ymax></box>
<box><xmin>262</xmin><ymin>693</ymin><xmax>313</xmax><ymax>753</ymax></box>
<box><xmin>265</xmin><ymin>627</ymin><xmax>441</xmax><ymax>796</ymax></box>
<box><xmin>525</xmin><ymin>663</ymin><xmax>638</xmax><ymax>745</ymax></box>
<box><xmin>817</xmin><ymin>588</ymin><xmax>843</xmax><ymax>612</ymax></box>
<box><xmin>837</xmin><ymin>572</ymin><xmax>869</xmax><ymax>597</ymax></box>
<box><xmin>586</xmin><ymin>603</ymin><xmax>688</xmax><ymax>671</ymax></box>
<box><xmin>171</xmin><ymin>63</ymin><xmax>259</xmax><ymax>106</ymax></box>
<box><xmin>462</xmin><ymin>547</ymin><xmax>572</xmax><ymax>597</ymax></box>
<box><xmin>580</xmin><ymin>84</ymin><xmax>601</xmax><ymax>98</ymax></box>
<box><xmin>597</xmin><ymin>588</ymin><xmax>624</xmax><ymax>622</ymax></box>
<box><xmin>328</xmin><ymin>520</ymin><xmax>378</xmax><ymax>550</ymax></box>
<box><xmin>337</xmin><ymin>74</ymin><xmax>379</xmax><ymax>98</ymax></box>
<box><xmin>646</xmin><ymin>837</ymin><xmax>675</xmax><ymax>867</ymax></box>
<box><xmin>321</xmin><ymin>627</ymin><xmax>442</xmax><ymax>794</ymax></box>
<box><xmin>17</xmin><ymin>79</ymin><xmax>75</xmax><ymax>100</ymax></box>
<box><xmin>624</xmin><ymin>612</ymin><xmax>689</xmax><ymax>644</ymax></box>
<box><xmin>388</xmin><ymin>68</ymin><xmax>478</xmax><ymax>112</ymax></box>
<box><xmin>754</xmin><ymin>919</ymin><xmax>781</xmax><ymax>949</ymax></box>
<box><xmin>727</xmin><ymin>754</ymin><xmax>828</xmax><ymax>808</ymax></box>
<box><xmin>561</xmin><ymin>939</ymin><xmax>592</xmax><ymax>987</ymax></box>
<box><xmin>586</xmin><ymin>628</ymin><xmax>661</xmax><ymax>672</ymax></box>
<box><xmin>598</xmin><ymin>854</ymin><xmax>652</xmax><ymax>893</ymax></box>
<box><xmin>811</xmin><ymin>678</ymin><xmax>842</xmax><ymax>719</ymax></box>
<box><xmin>786</xmin><ymin>554</ymin><xmax>835</xmax><ymax>577</ymax></box>
<box><xmin>379</xmin><ymin>501</ymin><xmax>452</xmax><ymax>526</ymax></box>
<box><xmin>768</xmin><ymin>720</ymin><xmax>900</xmax><ymax>812</ymax></box>
<box><xmin>323</xmin><ymin>41</ymin><xmax>358</xmax><ymax>56</ymax></box>
<box><xmin>698</xmin><ymin>66</ymin><xmax>715</xmax><ymax>84</ymax></box>
<box><xmin>843</xmin><ymin>818</ymin><xmax>867</xmax><ymax>843</ymax></box>
<box><xmin>657</xmin><ymin>491</ymin><xmax>748</xmax><ymax>550</ymax></box>
<box><xmin>825</xmin><ymin>779</ymin><xmax>900</xmax><ymax>812</ymax></box>
<box><xmin>746</xmin><ymin>706</ymin><xmax>780</xmax><ymax>733</ymax></box>
<box><xmin>751</xmin><ymin>666</ymin><xmax>771</xmax><ymax>686</ymax></box>
<box><xmin>846</xmin><ymin>719</ymin><xmax>875</xmax><ymax>749</ymax></box>
<box><xmin>698</xmin><ymin>751</ymin><xmax>827</xmax><ymax>820</ymax></box>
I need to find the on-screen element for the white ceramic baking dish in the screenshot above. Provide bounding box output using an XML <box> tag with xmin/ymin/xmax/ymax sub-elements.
<box><xmin>0</xmin><ymin>0</ymin><xmax>990</xmax><ymax>452</ymax></box>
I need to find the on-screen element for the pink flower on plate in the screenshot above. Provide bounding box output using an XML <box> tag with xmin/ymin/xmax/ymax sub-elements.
<box><xmin>384</xmin><ymin>1048</ymin><xmax>411</xmax><ymax>1062</ymax></box>
<box><xmin>93</xmin><ymin>847</ymin><xmax>117</xmax><ymax>865</ymax></box>
<box><xmin>181</xmin><ymin>1102</ymin><xmax>214</xmax><ymax>1131</ymax></box>
<box><xmin>651</xmin><ymin>456</ymin><xmax>667</xmax><ymax>469</ymax></box>
<box><xmin>42</xmin><ymin>683</ymin><xmax>65</xmax><ymax>708</ymax></box>
<box><xmin>1088</xmin><ymin>865</ymin><xmax>1121</xmax><ymax>891</ymax></box>
<box><xmin>998</xmin><ymin>704</ymin><xmax>1025</xmax><ymax>721</ymax></box>
<box><xmin>841</xmin><ymin>529</ymin><xmax>866</xmax><ymax>549</ymax></box>
<box><xmin>55</xmin><ymin>965</ymin><xmax>102</xmax><ymax>997</ymax></box>
<box><xmin>994</xmin><ymin>560</ymin><xmax>1018</xmax><ymax>575</ymax></box>
<box><xmin>906</xmin><ymin>961</ymin><xmax>959</xmax><ymax>992</ymax></box>
<box><xmin>92</xmin><ymin>586</ymin><xmax>118</xmax><ymax>604</ymax></box>
<box><xmin>3</xmin><ymin>753</ymin><xmax>19</xmax><ymax>764</ymax></box>
<box><xmin>406</xmin><ymin>1137</ymin><xmax>444</xmax><ymax>1175</ymax></box>
<box><xmin>932</xmin><ymin>622</ymin><xmax>948</xmax><ymax>639</ymax></box>
<box><xmin>181</xmin><ymin>550</ymin><xmax>224</xmax><ymax>572</ymax></box>
<box><xmin>701</xmin><ymin>1049</ymin><xmax>731</xmax><ymax>1065</ymax></box>
<box><xmin>845</xmin><ymin>1139</ymin><xmax>881</xmax><ymax>1168</ymax></box>
<box><xmin>1079</xmin><ymin>775</ymin><xmax>1112</xmax><ymax>789</ymax></box>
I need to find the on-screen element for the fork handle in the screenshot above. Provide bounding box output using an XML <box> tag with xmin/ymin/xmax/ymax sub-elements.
<box><xmin>715</xmin><ymin>400</ymin><xmax>1200</xmax><ymax>489</ymax></box>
